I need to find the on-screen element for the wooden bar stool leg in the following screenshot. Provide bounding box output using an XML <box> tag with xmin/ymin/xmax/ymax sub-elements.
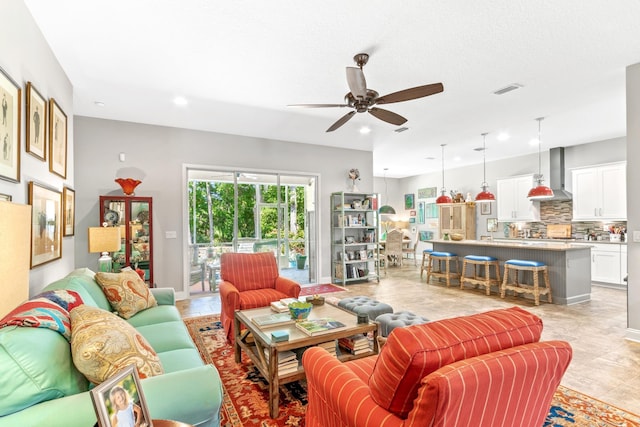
<box><xmin>500</xmin><ymin>265</ymin><xmax>509</xmax><ymax>298</ymax></box>
<box><xmin>483</xmin><ymin>262</ymin><xmax>491</xmax><ymax>295</ymax></box>
<box><xmin>544</xmin><ymin>268</ymin><xmax>552</xmax><ymax>303</ymax></box>
<box><xmin>533</xmin><ymin>269</ymin><xmax>540</xmax><ymax>305</ymax></box>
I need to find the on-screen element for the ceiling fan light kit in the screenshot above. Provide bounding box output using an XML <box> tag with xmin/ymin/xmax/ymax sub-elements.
<box><xmin>289</xmin><ymin>53</ymin><xmax>443</xmax><ymax>132</ymax></box>
<box><xmin>527</xmin><ymin>117</ymin><xmax>554</xmax><ymax>200</ymax></box>
<box><xmin>475</xmin><ymin>133</ymin><xmax>495</xmax><ymax>203</ymax></box>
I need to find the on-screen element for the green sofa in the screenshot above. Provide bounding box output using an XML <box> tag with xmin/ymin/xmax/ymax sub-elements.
<box><xmin>0</xmin><ymin>268</ymin><xmax>223</xmax><ymax>427</ymax></box>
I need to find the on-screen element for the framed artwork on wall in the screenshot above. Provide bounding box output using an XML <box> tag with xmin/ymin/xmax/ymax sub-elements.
<box><xmin>0</xmin><ymin>65</ymin><xmax>22</xmax><ymax>183</ymax></box>
<box><xmin>404</xmin><ymin>193</ymin><xmax>415</xmax><ymax>210</ymax></box>
<box><xmin>49</xmin><ymin>98</ymin><xmax>67</xmax><ymax>178</ymax></box>
<box><xmin>89</xmin><ymin>365</ymin><xmax>152</xmax><ymax>427</ymax></box>
<box><xmin>63</xmin><ymin>186</ymin><xmax>75</xmax><ymax>236</ymax></box>
<box><xmin>417</xmin><ymin>187</ymin><xmax>437</xmax><ymax>199</ymax></box>
<box><xmin>0</xmin><ymin>193</ymin><xmax>11</xmax><ymax>201</ymax></box>
<box><xmin>480</xmin><ymin>202</ymin><xmax>491</xmax><ymax>215</ymax></box>
<box><xmin>417</xmin><ymin>201</ymin><xmax>425</xmax><ymax>224</ymax></box>
<box><xmin>29</xmin><ymin>181</ymin><xmax>62</xmax><ymax>268</ymax></box>
<box><xmin>26</xmin><ymin>81</ymin><xmax>47</xmax><ymax>161</ymax></box>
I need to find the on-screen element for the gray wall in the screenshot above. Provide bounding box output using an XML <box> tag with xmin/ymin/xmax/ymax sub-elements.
<box><xmin>626</xmin><ymin>62</ymin><xmax>639</xmax><ymax>341</ymax></box>
<box><xmin>0</xmin><ymin>1</ymin><xmax>75</xmax><ymax>295</ymax></box>
<box><xmin>74</xmin><ymin>116</ymin><xmax>373</xmax><ymax>291</ymax></box>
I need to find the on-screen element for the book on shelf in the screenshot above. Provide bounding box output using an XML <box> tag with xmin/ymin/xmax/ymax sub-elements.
<box><xmin>317</xmin><ymin>340</ymin><xmax>338</xmax><ymax>357</ymax></box>
<box><xmin>338</xmin><ymin>335</ymin><xmax>371</xmax><ymax>355</ymax></box>
<box><xmin>251</xmin><ymin>312</ymin><xmax>295</xmax><ymax>328</ymax></box>
<box><xmin>295</xmin><ymin>318</ymin><xmax>346</xmax><ymax>336</ymax></box>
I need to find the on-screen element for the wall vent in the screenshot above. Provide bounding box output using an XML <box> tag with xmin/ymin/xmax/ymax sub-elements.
<box><xmin>493</xmin><ymin>83</ymin><xmax>523</xmax><ymax>95</ymax></box>
<box><xmin>394</xmin><ymin>127</ymin><xmax>409</xmax><ymax>133</ymax></box>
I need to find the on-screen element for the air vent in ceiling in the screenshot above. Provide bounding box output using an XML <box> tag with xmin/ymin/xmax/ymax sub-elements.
<box><xmin>394</xmin><ymin>127</ymin><xmax>409</xmax><ymax>133</ymax></box>
<box><xmin>493</xmin><ymin>83</ymin><xmax>523</xmax><ymax>95</ymax></box>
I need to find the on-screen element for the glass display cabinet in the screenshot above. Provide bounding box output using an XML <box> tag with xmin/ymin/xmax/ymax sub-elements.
<box><xmin>99</xmin><ymin>196</ymin><xmax>153</xmax><ymax>286</ymax></box>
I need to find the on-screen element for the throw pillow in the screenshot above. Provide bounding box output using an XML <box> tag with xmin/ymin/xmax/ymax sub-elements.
<box><xmin>0</xmin><ymin>290</ymin><xmax>83</xmax><ymax>341</ymax></box>
<box><xmin>70</xmin><ymin>305</ymin><xmax>163</xmax><ymax>384</ymax></box>
<box><xmin>95</xmin><ymin>270</ymin><xmax>157</xmax><ymax>319</ymax></box>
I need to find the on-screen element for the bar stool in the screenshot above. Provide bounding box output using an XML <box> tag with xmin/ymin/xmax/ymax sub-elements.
<box><xmin>500</xmin><ymin>259</ymin><xmax>552</xmax><ymax>305</ymax></box>
<box><xmin>461</xmin><ymin>255</ymin><xmax>501</xmax><ymax>295</ymax></box>
<box><xmin>419</xmin><ymin>249</ymin><xmax>433</xmax><ymax>279</ymax></box>
<box><xmin>426</xmin><ymin>251</ymin><xmax>460</xmax><ymax>287</ymax></box>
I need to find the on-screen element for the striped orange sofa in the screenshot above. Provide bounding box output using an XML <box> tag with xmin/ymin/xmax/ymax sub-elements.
<box><xmin>302</xmin><ymin>306</ymin><xmax>572</xmax><ymax>427</ymax></box>
<box><xmin>219</xmin><ymin>252</ymin><xmax>301</xmax><ymax>343</ymax></box>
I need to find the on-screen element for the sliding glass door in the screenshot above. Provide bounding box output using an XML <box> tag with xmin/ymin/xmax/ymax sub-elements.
<box><xmin>186</xmin><ymin>168</ymin><xmax>317</xmax><ymax>295</ymax></box>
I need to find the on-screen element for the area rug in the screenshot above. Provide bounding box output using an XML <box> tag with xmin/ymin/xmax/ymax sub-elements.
<box><xmin>184</xmin><ymin>314</ymin><xmax>640</xmax><ymax>427</ymax></box>
<box><xmin>298</xmin><ymin>283</ymin><xmax>346</xmax><ymax>297</ymax></box>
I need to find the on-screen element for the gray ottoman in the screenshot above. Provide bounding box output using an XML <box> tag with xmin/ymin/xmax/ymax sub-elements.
<box><xmin>375</xmin><ymin>311</ymin><xmax>430</xmax><ymax>337</ymax></box>
<box><xmin>338</xmin><ymin>296</ymin><xmax>393</xmax><ymax>321</ymax></box>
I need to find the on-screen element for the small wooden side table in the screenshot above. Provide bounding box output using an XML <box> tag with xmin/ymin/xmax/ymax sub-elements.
<box><xmin>152</xmin><ymin>420</ymin><xmax>195</xmax><ymax>427</ymax></box>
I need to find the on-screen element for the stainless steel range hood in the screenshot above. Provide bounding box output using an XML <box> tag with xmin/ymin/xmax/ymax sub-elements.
<box><xmin>548</xmin><ymin>147</ymin><xmax>572</xmax><ymax>201</ymax></box>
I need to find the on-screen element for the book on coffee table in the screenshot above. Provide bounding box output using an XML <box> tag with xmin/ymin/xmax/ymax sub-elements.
<box><xmin>251</xmin><ymin>312</ymin><xmax>295</xmax><ymax>328</ymax></box>
<box><xmin>295</xmin><ymin>318</ymin><xmax>346</xmax><ymax>336</ymax></box>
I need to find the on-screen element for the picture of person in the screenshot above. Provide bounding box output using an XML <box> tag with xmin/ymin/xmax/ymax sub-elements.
<box><xmin>32</xmin><ymin>104</ymin><xmax>41</xmax><ymax>145</ymax></box>
<box><xmin>2</xmin><ymin>93</ymin><xmax>7</xmax><ymax>125</ymax></box>
<box><xmin>108</xmin><ymin>386</ymin><xmax>146</xmax><ymax>427</ymax></box>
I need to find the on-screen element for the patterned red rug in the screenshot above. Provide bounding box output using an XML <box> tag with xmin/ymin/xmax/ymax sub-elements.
<box><xmin>298</xmin><ymin>283</ymin><xmax>346</xmax><ymax>297</ymax></box>
<box><xmin>183</xmin><ymin>314</ymin><xmax>640</xmax><ymax>427</ymax></box>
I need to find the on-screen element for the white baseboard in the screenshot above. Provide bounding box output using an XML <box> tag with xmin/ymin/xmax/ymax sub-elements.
<box><xmin>625</xmin><ymin>328</ymin><xmax>640</xmax><ymax>343</ymax></box>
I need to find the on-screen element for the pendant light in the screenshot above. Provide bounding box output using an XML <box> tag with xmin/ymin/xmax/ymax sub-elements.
<box><xmin>475</xmin><ymin>132</ymin><xmax>495</xmax><ymax>202</ymax></box>
<box><xmin>379</xmin><ymin>168</ymin><xmax>396</xmax><ymax>214</ymax></box>
<box><xmin>436</xmin><ymin>144</ymin><xmax>452</xmax><ymax>204</ymax></box>
<box><xmin>527</xmin><ymin>117</ymin><xmax>554</xmax><ymax>200</ymax></box>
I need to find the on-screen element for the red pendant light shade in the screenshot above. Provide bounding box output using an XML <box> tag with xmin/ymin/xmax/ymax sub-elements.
<box><xmin>436</xmin><ymin>144</ymin><xmax>452</xmax><ymax>204</ymax></box>
<box><xmin>527</xmin><ymin>117</ymin><xmax>554</xmax><ymax>200</ymax></box>
<box><xmin>475</xmin><ymin>132</ymin><xmax>495</xmax><ymax>203</ymax></box>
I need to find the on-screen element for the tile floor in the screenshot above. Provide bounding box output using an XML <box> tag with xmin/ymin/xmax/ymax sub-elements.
<box><xmin>176</xmin><ymin>262</ymin><xmax>640</xmax><ymax>415</ymax></box>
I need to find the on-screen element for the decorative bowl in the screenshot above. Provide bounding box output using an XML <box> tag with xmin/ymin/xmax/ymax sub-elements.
<box><xmin>288</xmin><ymin>302</ymin><xmax>313</xmax><ymax>320</ymax></box>
<box><xmin>450</xmin><ymin>233</ymin><xmax>465</xmax><ymax>241</ymax></box>
<box><xmin>115</xmin><ymin>178</ymin><xmax>142</xmax><ymax>195</ymax></box>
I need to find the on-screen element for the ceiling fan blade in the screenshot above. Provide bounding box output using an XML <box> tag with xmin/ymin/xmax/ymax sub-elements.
<box><xmin>326</xmin><ymin>111</ymin><xmax>356</xmax><ymax>132</ymax></box>
<box><xmin>376</xmin><ymin>83</ymin><xmax>444</xmax><ymax>105</ymax></box>
<box><xmin>346</xmin><ymin>67</ymin><xmax>367</xmax><ymax>99</ymax></box>
<box><xmin>368</xmin><ymin>107</ymin><xmax>407</xmax><ymax>126</ymax></box>
<box><xmin>287</xmin><ymin>103</ymin><xmax>349</xmax><ymax>108</ymax></box>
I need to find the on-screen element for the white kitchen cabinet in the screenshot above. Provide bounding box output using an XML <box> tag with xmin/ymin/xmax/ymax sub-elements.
<box><xmin>571</xmin><ymin>162</ymin><xmax>626</xmax><ymax>221</ymax></box>
<box><xmin>496</xmin><ymin>175</ymin><xmax>540</xmax><ymax>222</ymax></box>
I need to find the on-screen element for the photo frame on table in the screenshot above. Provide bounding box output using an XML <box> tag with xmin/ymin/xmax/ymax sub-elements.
<box><xmin>29</xmin><ymin>181</ymin><xmax>62</xmax><ymax>268</ymax></box>
<box><xmin>26</xmin><ymin>81</ymin><xmax>47</xmax><ymax>161</ymax></box>
<box><xmin>480</xmin><ymin>202</ymin><xmax>491</xmax><ymax>215</ymax></box>
<box><xmin>0</xmin><ymin>193</ymin><xmax>11</xmax><ymax>201</ymax></box>
<box><xmin>48</xmin><ymin>98</ymin><xmax>67</xmax><ymax>178</ymax></box>
<box><xmin>89</xmin><ymin>365</ymin><xmax>152</xmax><ymax>427</ymax></box>
<box><xmin>63</xmin><ymin>186</ymin><xmax>75</xmax><ymax>236</ymax></box>
<box><xmin>0</xmin><ymin>66</ymin><xmax>22</xmax><ymax>183</ymax></box>
<box><xmin>404</xmin><ymin>193</ymin><xmax>415</xmax><ymax>210</ymax></box>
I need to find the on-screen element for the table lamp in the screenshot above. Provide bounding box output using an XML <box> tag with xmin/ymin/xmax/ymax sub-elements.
<box><xmin>88</xmin><ymin>224</ymin><xmax>121</xmax><ymax>272</ymax></box>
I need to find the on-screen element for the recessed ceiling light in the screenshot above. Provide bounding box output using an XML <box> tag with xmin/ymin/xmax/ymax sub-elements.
<box><xmin>173</xmin><ymin>96</ymin><xmax>188</xmax><ymax>106</ymax></box>
<box><xmin>425</xmin><ymin>156</ymin><xmax>436</xmax><ymax>160</ymax></box>
<box><xmin>360</xmin><ymin>126</ymin><xmax>371</xmax><ymax>134</ymax></box>
<box><xmin>529</xmin><ymin>138</ymin><xmax>540</xmax><ymax>146</ymax></box>
<box><xmin>497</xmin><ymin>132</ymin><xmax>509</xmax><ymax>141</ymax></box>
<box><xmin>453</xmin><ymin>156</ymin><xmax>462</xmax><ymax>161</ymax></box>
<box><xmin>94</xmin><ymin>101</ymin><xmax>105</xmax><ymax>107</ymax></box>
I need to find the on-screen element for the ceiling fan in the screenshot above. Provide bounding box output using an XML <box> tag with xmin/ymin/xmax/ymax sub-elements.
<box><xmin>288</xmin><ymin>53</ymin><xmax>444</xmax><ymax>132</ymax></box>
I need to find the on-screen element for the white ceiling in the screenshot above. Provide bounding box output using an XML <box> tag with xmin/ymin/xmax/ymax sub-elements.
<box><xmin>24</xmin><ymin>0</ymin><xmax>640</xmax><ymax>178</ymax></box>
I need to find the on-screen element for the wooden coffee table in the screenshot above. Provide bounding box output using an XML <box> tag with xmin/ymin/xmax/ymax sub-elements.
<box><xmin>234</xmin><ymin>303</ymin><xmax>379</xmax><ymax>418</ymax></box>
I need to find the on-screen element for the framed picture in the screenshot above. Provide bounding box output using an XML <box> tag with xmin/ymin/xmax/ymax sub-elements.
<box><xmin>89</xmin><ymin>365</ymin><xmax>152</xmax><ymax>427</ymax></box>
<box><xmin>480</xmin><ymin>202</ymin><xmax>491</xmax><ymax>215</ymax></box>
<box><xmin>409</xmin><ymin>210</ymin><xmax>416</xmax><ymax>217</ymax></box>
<box><xmin>404</xmin><ymin>193</ymin><xmax>415</xmax><ymax>210</ymax></box>
<box><xmin>409</xmin><ymin>217</ymin><xmax>416</xmax><ymax>223</ymax></box>
<box><xmin>63</xmin><ymin>187</ymin><xmax>75</xmax><ymax>236</ymax></box>
<box><xmin>487</xmin><ymin>218</ymin><xmax>498</xmax><ymax>232</ymax></box>
<box><xmin>417</xmin><ymin>187</ymin><xmax>437</xmax><ymax>199</ymax></box>
<box><xmin>49</xmin><ymin>98</ymin><xmax>67</xmax><ymax>178</ymax></box>
<box><xmin>29</xmin><ymin>181</ymin><xmax>62</xmax><ymax>268</ymax></box>
<box><xmin>26</xmin><ymin>82</ymin><xmax>47</xmax><ymax>161</ymax></box>
<box><xmin>419</xmin><ymin>230</ymin><xmax>433</xmax><ymax>241</ymax></box>
<box><xmin>0</xmin><ymin>66</ymin><xmax>21</xmax><ymax>183</ymax></box>
<box><xmin>0</xmin><ymin>193</ymin><xmax>11</xmax><ymax>201</ymax></box>
<box><xmin>417</xmin><ymin>201</ymin><xmax>425</xmax><ymax>224</ymax></box>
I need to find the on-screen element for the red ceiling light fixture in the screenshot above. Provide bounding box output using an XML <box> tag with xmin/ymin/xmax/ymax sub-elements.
<box><xmin>527</xmin><ymin>117</ymin><xmax>554</xmax><ymax>200</ymax></box>
<box><xmin>436</xmin><ymin>144</ymin><xmax>453</xmax><ymax>204</ymax></box>
<box><xmin>475</xmin><ymin>132</ymin><xmax>495</xmax><ymax>202</ymax></box>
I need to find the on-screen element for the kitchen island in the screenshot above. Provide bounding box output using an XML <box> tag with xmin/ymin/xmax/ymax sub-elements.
<box><xmin>432</xmin><ymin>239</ymin><xmax>592</xmax><ymax>305</ymax></box>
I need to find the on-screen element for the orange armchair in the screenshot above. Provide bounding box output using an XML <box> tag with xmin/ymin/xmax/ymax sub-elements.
<box><xmin>302</xmin><ymin>307</ymin><xmax>572</xmax><ymax>427</ymax></box>
<box><xmin>219</xmin><ymin>252</ymin><xmax>301</xmax><ymax>343</ymax></box>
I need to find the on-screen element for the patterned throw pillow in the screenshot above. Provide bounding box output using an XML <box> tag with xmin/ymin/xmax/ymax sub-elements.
<box><xmin>95</xmin><ymin>270</ymin><xmax>157</xmax><ymax>319</ymax></box>
<box><xmin>0</xmin><ymin>290</ymin><xmax>83</xmax><ymax>341</ymax></box>
<box><xmin>70</xmin><ymin>305</ymin><xmax>163</xmax><ymax>384</ymax></box>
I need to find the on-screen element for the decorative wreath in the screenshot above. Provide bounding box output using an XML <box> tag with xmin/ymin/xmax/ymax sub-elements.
<box><xmin>348</xmin><ymin>168</ymin><xmax>360</xmax><ymax>181</ymax></box>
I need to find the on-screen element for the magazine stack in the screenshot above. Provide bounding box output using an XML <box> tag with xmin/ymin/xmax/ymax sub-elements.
<box><xmin>263</xmin><ymin>349</ymin><xmax>299</xmax><ymax>376</ymax></box>
<box><xmin>338</xmin><ymin>334</ymin><xmax>370</xmax><ymax>355</ymax></box>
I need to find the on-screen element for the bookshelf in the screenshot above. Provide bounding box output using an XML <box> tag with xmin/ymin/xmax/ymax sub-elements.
<box><xmin>330</xmin><ymin>192</ymin><xmax>381</xmax><ymax>285</ymax></box>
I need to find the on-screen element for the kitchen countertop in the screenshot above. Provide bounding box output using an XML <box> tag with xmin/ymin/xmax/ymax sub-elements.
<box><xmin>493</xmin><ymin>238</ymin><xmax>626</xmax><ymax>245</ymax></box>
<box><xmin>433</xmin><ymin>239</ymin><xmax>592</xmax><ymax>251</ymax></box>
